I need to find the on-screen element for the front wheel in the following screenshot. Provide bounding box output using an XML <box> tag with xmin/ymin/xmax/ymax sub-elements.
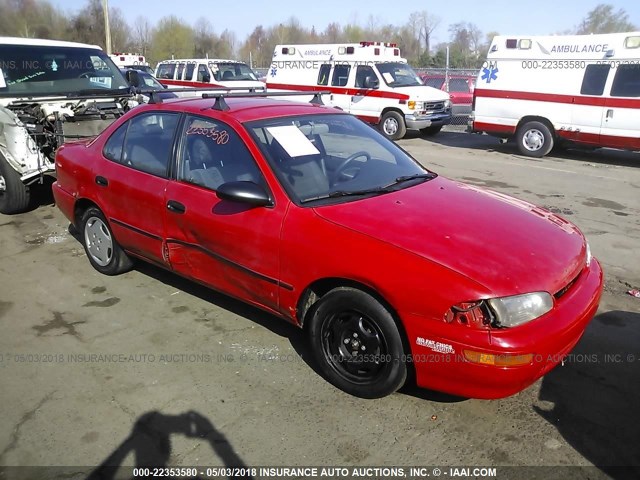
<box><xmin>0</xmin><ymin>154</ymin><xmax>30</xmax><ymax>214</ymax></box>
<box><xmin>378</xmin><ymin>111</ymin><xmax>406</xmax><ymax>141</ymax></box>
<box><xmin>80</xmin><ymin>206</ymin><xmax>133</xmax><ymax>275</ymax></box>
<box><xmin>307</xmin><ymin>287</ymin><xmax>407</xmax><ymax>398</ymax></box>
<box><xmin>516</xmin><ymin>121</ymin><xmax>554</xmax><ymax>157</ymax></box>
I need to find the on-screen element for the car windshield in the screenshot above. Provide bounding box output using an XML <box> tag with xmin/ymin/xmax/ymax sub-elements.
<box><xmin>212</xmin><ymin>62</ymin><xmax>258</xmax><ymax>82</ymax></box>
<box><xmin>0</xmin><ymin>44</ymin><xmax>130</xmax><ymax>97</ymax></box>
<box><xmin>247</xmin><ymin>113</ymin><xmax>435</xmax><ymax>205</ymax></box>
<box><xmin>376</xmin><ymin>62</ymin><xmax>423</xmax><ymax>87</ymax></box>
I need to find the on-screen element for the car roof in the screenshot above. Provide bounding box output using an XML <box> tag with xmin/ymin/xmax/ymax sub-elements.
<box><xmin>0</xmin><ymin>36</ymin><xmax>101</xmax><ymax>49</ymax></box>
<box><xmin>142</xmin><ymin>96</ymin><xmax>342</xmax><ymax>123</ymax></box>
<box><xmin>157</xmin><ymin>59</ymin><xmax>247</xmax><ymax>64</ymax></box>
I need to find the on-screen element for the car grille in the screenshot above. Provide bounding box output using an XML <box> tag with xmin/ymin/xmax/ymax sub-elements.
<box><xmin>554</xmin><ymin>271</ymin><xmax>582</xmax><ymax>300</ymax></box>
<box><xmin>425</xmin><ymin>101</ymin><xmax>446</xmax><ymax>112</ymax></box>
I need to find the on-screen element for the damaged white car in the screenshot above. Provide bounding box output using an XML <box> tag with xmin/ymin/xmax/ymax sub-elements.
<box><xmin>0</xmin><ymin>37</ymin><xmax>138</xmax><ymax>214</ymax></box>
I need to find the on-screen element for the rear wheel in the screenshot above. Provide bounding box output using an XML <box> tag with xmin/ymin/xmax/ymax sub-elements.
<box><xmin>0</xmin><ymin>154</ymin><xmax>30</xmax><ymax>214</ymax></box>
<box><xmin>516</xmin><ymin>121</ymin><xmax>554</xmax><ymax>157</ymax></box>
<box><xmin>378</xmin><ymin>111</ymin><xmax>406</xmax><ymax>141</ymax></box>
<box><xmin>80</xmin><ymin>206</ymin><xmax>133</xmax><ymax>275</ymax></box>
<box><xmin>307</xmin><ymin>287</ymin><xmax>407</xmax><ymax>398</ymax></box>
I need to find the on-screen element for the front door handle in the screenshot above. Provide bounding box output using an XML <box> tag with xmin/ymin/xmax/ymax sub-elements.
<box><xmin>166</xmin><ymin>200</ymin><xmax>186</xmax><ymax>214</ymax></box>
<box><xmin>606</xmin><ymin>109</ymin><xmax>614</xmax><ymax>119</ymax></box>
<box><xmin>95</xmin><ymin>176</ymin><xmax>108</xmax><ymax>187</ymax></box>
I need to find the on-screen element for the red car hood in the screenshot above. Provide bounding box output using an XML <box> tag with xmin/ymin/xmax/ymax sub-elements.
<box><xmin>314</xmin><ymin>176</ymin><xmax>586</xmax><ymax>297</ymax></box>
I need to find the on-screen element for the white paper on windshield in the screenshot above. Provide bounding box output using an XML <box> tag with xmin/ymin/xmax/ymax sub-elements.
<box><xmin>0</xmin><ymin>69</ymin><xmax>6</xmax><ymax>88</ymax></box>
<box><xmin>382</xmin><ymin>72</ymin><xmax>394</xmax><ymax>83</ymax></box>
<box><xmin>267</xmin><ymin>125</ymin><xmax>320</xmax><ymax>157</ymax></box>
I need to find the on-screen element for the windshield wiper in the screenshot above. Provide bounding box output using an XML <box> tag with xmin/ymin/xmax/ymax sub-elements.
<box><xmin>300</xmin><ymin>173</ymin><xmax>437</xmax><ymax>204</ymax></box>
<box><xmin>384</xmin><ymin>172</ymin><xmax>437</xmax><ymax>187</ymax></box>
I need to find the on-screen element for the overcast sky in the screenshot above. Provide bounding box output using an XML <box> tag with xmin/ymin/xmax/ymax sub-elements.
<box><xmin>55</xmin><ymin>0</ymin><xmax>640</xmax><ymax>46</ymax></box>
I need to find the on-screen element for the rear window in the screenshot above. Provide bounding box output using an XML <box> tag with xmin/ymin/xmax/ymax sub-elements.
<box><xmin>449</xmin><ymin>78</ymin><xmax>471</xmax><ymax>92</ymax></box>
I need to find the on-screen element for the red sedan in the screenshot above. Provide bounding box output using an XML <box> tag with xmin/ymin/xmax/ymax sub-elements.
<box><xmin>52</xmin><ymin>93</ymin><xmax>603</xmax><ymax>399</ymax></box>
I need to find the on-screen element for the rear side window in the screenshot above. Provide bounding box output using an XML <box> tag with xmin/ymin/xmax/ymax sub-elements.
<box><xmin>121</xmin><ymin>113</ymin><xmax>180</xmax><ymax>177</ymax></box>
<box><xmin>176</xmin><ymin>63</ymin><xmax>186</xmax><ymax>80</ymax></box>
<box><xmin>317</xmin><ymin>64</ymin><xmax>331</xmax><ymax>86</ymax></box>
<box><xmin>610</xmin><ymin>64</ymin><xmax>640</xmax><ymax>97</ymax></box>
<box><xmin>103</xmin><ymin>123</ymin><xmax>127</xmax><ymax>162</ymax></box>
<box><xmin>423</xmin><ymin>77</ymin><xmax>444</xmax><ymax>88</ymax></box>
<box><xmin>156</xmin><ymin>63</ymin><xmax>175</xmax><ymax>80</ymax></box>
<box><xmin>331</xmin><ymin>64</ymin><xmax>351</xmax><ymax>87</ymax></box>
<box><xmin>580</xmin><ymin>64</ymin><xmax>610</xmax><ymax>95</ymax></box>
<box><xmin>185</xmin><ymin>63</ymin><xmax>195</xmax><ymax>81</ymax></box>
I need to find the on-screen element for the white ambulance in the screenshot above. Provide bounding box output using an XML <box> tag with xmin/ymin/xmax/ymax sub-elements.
<box><xmin>266</xmin><ymin>42</ymin><xmax>452</xmax><ymax>140</ymax></box>
<box><xmin>470</xmin><ymin>32</ymin><xmax>640</xmax><ymax>157</ymax></box>
<box><xmin>109</xmin><ymin>52</ymin><xmax>153</xmax><ymax>74</ymax></box>
<box><xmin>155</xmin><ymin>58</ymin><xmax>265</xmax><ymax>91</ymax></box>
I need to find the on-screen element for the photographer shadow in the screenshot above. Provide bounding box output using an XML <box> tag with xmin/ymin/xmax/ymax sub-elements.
<box><xmin>88</xmin><ymin>410</ymin><xmax>253</xmax><ymax>480</ymax></box>
<box><xmin>535</xmin><ymin>310</ymin><xmax>640</xmax><ymax>480</ymax></box>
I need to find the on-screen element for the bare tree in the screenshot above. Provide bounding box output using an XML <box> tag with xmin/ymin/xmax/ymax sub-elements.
<box><xmin>576</xmin><ymin>4</ymin><xmax>636</xmax><ymax>34</ymax></box>
<box><xmin>133</xmin><ymin>16</ymin><xmax>152</xmax><ymax>56</ymax></box>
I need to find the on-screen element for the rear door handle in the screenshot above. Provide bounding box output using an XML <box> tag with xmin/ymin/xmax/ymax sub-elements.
<box><xmin>606</xmin><ymin>109</ymin><xmax>614</xmax><ymax>119</ymax></box>
<box><xmin>95</xmin><ymin>176</ymin><xmax>108</xmax><ymax>187</ymax></box>
<box><xmin>166</xmin><ymin>200</ymin><xmax>186</xmax><ymax>214</ymax></box>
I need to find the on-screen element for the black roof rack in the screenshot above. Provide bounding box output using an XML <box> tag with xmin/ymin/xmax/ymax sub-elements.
<box><xmin>144</xmin><ymin>88</ymin><xmax>330</xmax><ymax>109</ymax></box>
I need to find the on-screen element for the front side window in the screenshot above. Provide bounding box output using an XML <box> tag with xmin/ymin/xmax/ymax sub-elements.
<box><xmin>610</xmin><ymin>64</ymin><xmax>640</xmax><ymax>97</ymax></box>
<box><xmin>247</xmin><ymin>114</ymin><xmax>433</xmax><ymax>205</ymax></box>
<box><xmin>179</xmin><ymin>115</ymin><xmax>264</xmax><ymax>191</ymax></box>
<box><xmin>109</xmin><ymin>112</ymin><xmax>180</xmax><ymax>177</ymax></box>
<box><xmin>197</xmin><ymin>64</ymin><xmax>211</xmax><ymax>83</ymax></box>
<box><xmin>355</xmin><ymin>65</ymin><xmax>377</xmax><ymax>88</ymax></box>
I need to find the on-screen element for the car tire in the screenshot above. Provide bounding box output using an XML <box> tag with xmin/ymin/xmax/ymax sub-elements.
<box><xmin>307</xmin><ymin>287</ymin><xmax>407</xmax><ymax>399</ymax></box>
<box><xmin>378</xmin><ymin>111</ymin><xmax>406</xmax><ymax>141</ymax></box>
<box><xmin>0</xmin><ymin>153</ymin><xmax>30</xmax><ymax>215</ymax></box>
<box><xmin>420</xmin><ymin>125</ymin><xmax>443</xmax><ymax>136</ymax></box>
<box><xmin>80</xmin><ymin>206</ymin><xmax>133</xmax><ymax>275</ymax></box>
<box><xmin>516</xmin><ymin>121</ymin><xmax>554</xmax><ymax>158</ymax></box>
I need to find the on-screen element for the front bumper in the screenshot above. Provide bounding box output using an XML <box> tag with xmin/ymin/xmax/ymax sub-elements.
<box><xmin>401</xmin><ymin>259</ymin><xmax>604</xmax><ymax>399</ymax></box>
<box><xmin>405</xmin><ymin>112</ymin><xmax>452</xmax><ymax>130</ymax></box>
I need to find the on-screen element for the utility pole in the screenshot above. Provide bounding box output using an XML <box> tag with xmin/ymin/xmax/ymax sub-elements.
<box><xmin>102</xmin><ymin>0</ymin><xmax>112</xmax><ymax>54</ymax></box>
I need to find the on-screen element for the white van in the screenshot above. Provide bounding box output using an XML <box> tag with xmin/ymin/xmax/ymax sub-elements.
<box><xmin>266</xmin><ymin>42</ymin><xmax>452</xmax><ymax>140</ymax></box>
<box><xmin>155</xmin><ymin>58</ymin><xmax>265</xmax><ymax>91</ymax></box>
<box><xmin>470</xmin><ymin>32</ymin><xmax>640</xmax><ymax>157</ymax></box>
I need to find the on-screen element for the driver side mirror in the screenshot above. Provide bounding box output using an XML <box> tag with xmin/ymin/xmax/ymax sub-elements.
<box><xmin>216</xmin><ymin>181</ymin><xmax>272</xmax><ymax>207</ymax></box>
<box><xmin>363</xmin><ymin>76</ymin><xmax>379</xmax><ymax>89</ymax></box>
